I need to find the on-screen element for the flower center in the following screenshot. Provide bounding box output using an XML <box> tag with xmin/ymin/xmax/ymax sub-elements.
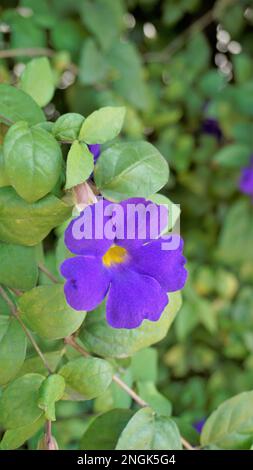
<box><xmin>102</xmin><ymin>245</ymin><xmax>128</xmax><ymax>267</ymax></box>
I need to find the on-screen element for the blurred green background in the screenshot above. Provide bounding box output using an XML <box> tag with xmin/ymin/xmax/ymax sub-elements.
<box><xmin>1</xmin><ymin>0</ymin><xmax>253</xmax><ymax>449</ymax></box>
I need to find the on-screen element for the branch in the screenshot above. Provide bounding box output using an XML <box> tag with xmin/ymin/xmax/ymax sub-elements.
<box><xmin>38</xmin><ymin>264</ymin><xmax>59</xmax><ymax>284</ymax></box>
<box><xmin>0</xmin><ymin>47</ymin><xmax>54</xmax><ymax>60</ymax></box>
<box><xmin>0</xmin><ymin>285</ymin><xmax>53</xmax><ymax>374</ymax></box>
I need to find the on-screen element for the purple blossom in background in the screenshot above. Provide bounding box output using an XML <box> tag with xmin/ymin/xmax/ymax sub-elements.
<box><xmin>193</xmin><ymin>419</ymin><xmax>205</xmax><ymax>434</ymax></box>
<box><xmin>239</xmin><ymin>157</ymin><xmax>253</xmax><ymax>197</ymax></box>
<box><xmin>201</xmin><ymin>117</ymin><xmax>222</xmax><ymax>142</ymax></box>
<box><xmin>88</xmin><ymin>144</ymin><xmax>101</xmax><ymax>163</ymax></box>
<box><xmin>60</xmin><ymin>198</ymin><xmax>187</xmax><ymax>329</ymax></box>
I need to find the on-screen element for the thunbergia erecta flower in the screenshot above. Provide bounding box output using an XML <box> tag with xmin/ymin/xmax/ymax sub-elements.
<box><xmin>88</xmin><ymin>144</ymin><xmax>101</xmax><ymax>163</ymax></box>
<box><xmin>239</xmin><ymin>157</ymin><xmax>253</xmax><ymax>197</ymax></box>
<box><xmin>60</xmin><ymin>198</ymin><xmax>187</xmax><ymax>329</ymax></box>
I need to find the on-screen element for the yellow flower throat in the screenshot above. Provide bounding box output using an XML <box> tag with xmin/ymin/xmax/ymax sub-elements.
<box><xmin>102</xmin><ymin>245</ymin><xmax>127</xmax><ymax>267</ymax></box>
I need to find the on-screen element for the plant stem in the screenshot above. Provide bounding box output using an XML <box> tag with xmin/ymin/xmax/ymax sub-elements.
<box><xmin>65</xmin><ymin>336</ymin><xmax>195</xmax><ymax>450</ymax></box>
<box><xmin>38</xmin><ymin>264</ymin><xmax>59</xmax><ymax>284</ymax></box>
<box><xmin>0</xmin><ymin>47</ymin><xmax>54</xmax><ymax>59</ymax></box>
<box><xmin>0</xmin><ymin>285</ymin><xmax>53</xmax><ymax>374</ymax></box>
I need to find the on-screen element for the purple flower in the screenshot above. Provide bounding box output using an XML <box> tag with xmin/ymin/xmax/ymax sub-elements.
<box><xmin>201</xmin><ymin>118</ymin><xmax>222</xmax><ymax>142</ymax></box>
<box><xmin>60</xmin><ymin>198</ymin><xmax>187</xmax><ymax>329</ymax></box>
<box><xmin>88</xmin><ymin>144</ymin><xmax>101</xmax><ymax>163</ymax></box>
<box><xmin>193</xmin><ymin>419</ymin><xmax>205</xmax><ymax>434</ymax></box>
<box><xmin>239</xmin><ymin>157</ymin><xmax>253</xmax><ymax>197</ymax></box>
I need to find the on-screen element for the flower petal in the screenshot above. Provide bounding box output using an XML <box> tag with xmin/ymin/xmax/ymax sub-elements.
<box><xmin>113</xmin><ymin>198</ymin><xmax>168</xmax><ymax>251</ymax></box>
<box><xmin>106</xmin><ymin>267</ymin><xmax>168</xmax><ymax>329</ymax></box>
<box><xmin>64</xmin><ymin>199</ymin><xmax>113</xmax><ymax>256</ymax></box>
<box><xmin>61</xmin><ymin>256</ymin><xmax>110</xmax><ymax>311</ymax></box>
<box><xmin>130</xmin><ymin>235</ymin><xmax>187</xmax><ymax>293</ymax></box>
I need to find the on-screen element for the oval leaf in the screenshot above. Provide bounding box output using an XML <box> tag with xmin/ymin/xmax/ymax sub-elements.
<box><xmin>52</xmin><ymin>113</ymin><xmax>84</xmax><ymax>141</ymax></box>
<box><xmin>0</xmin><ymin>373</ymin><xmax>45</xmax><ymax>429</ymax></box>
<box><xmin>116</xmin><ymin>408</ymin><xmax>182</xmax><ymax>450</ymax></box>
<box><xmin>20</xmin><ymin>57</ymin><xmax>55</xmax><ymax>107</ymax></box>
<box><xmin>18</xmin><ymin>285</ymin><xmax>86</xmax><ymax>340</ymax></box>
<box><xmin>4</xmin><ymin>121</ymin><xmax>62</xmax><ymax>202</ymax></box>
<box><xmin>0</xmin><ymin>84</ymin><xmax>45</xmax><ymax>125</ymax></box>
<box><xmin>0</xmin><ymin>242</ymin><xmax>38</xmax><ymax>290</ymax></box>
<box><xmin>65</xmin><ymin>141</ymin><xmax>94</xmax><ymax>189</ymax></box>
<box><xmin>59</xmin><ymin>357</ymin><xmax>113</xmax><ymax>400</ymax></box>
<box><xmin>94</xmin><ymin>141</ymin><xmax>169</xmax><ymax>201</ymax></box>
<box><xmin>79</xmin><ymin>106</ymin><xmax>125</xmax><ymax>144</ymax></box>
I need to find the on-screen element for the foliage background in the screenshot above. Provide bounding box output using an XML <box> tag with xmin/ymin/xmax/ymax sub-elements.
<box><xmin>1</xmin><ymin>0</ymin><xmax>253</xmax><ymax>450</ymax></box>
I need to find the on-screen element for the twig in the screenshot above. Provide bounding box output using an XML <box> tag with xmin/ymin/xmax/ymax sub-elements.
<box><xmin>65</xmin><ymin>336</ymin><xmax>195</xmax><ymax>450</ymax></box>
<box><xmin>0</xmin><ymin>285</ymin><xmax>53</xmax><ymax>374</ymax></box>
<box><xmin>0</xmin><ymin>47</ymin><xmax>54</xmax><ymax>59</ymax></box>
<box><xmin>144</xmin><ymin>0</ymin><xmax>237</xmax><ymax>62</ymax></box>
<box><xmin>38</xmin><ymin>264</ymin><xmax>59</xmax><ymax>284</ymax></box>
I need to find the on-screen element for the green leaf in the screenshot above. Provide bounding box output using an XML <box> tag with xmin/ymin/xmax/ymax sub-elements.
<box><xmin>213</xmin><ymin>144</ymin><xmax>250</xmax><ymax>168</ymax></box>
<box><xmin>116</xmin><ymin>408</ymin><xmax>182</xmax><ymax>450</ymax></box>
<box><xmin>0</xmin><ymin>146</ymin><xmax>9</xmax><ymax>187</ymax></box>
<box><xmin>52</xmin><ymin>113</ymin><xmax>84</xmax><ymax>142</ymax></box>
<box><xmin>217</xmin><ymin>200</ymin><xmax>253</xmax><ymax>266</ymax></box>
<box><xmin>80</xmin><ymin>0</ymin><xmax>124</xmax><ymax>51</ymax></box>
<box><xmin>0</xmin><ymin>242</ymin><xmax>38</xmax><ymax>290</ymax></box>
<box><xmin>149</xmin><ymin>194</ymin><xmax>180</xmax><ymax>232</ymax></box>
<box><xmin>38</xmin><ymin>374</ymin><xmax>65</xmax><ymax>421</ymax></box>
<box><xmin>0</xmin><ymin>416</ymin><xmax>45</xmax><ymax>450</ymax></box>
<box><xmin>137</xmin><ymin>382</ymin><xmax>172</xmax><ymax>416</ymax></box>
<box><xmin>17</xmin><ymin>351</ymin><xmax>62</xmax><ymax>377</ymax></box>
<box><xmin>20</xmin><ymin>57</ymin><xmax>55</xmax><ymax>107</ymax></box>
<box><xmin>108</xmin><ymin>41</ymin><xmax>149</xmax><ymax>110</ymax></box>
<box><xmin>0</xmin><ymin>316</ymin><xmax>27</xmax><ymax>385</ymax></box>
<box><xmin>4</xmin><ymin>121</ymin><xmax>62</xmax><ymax>202</ymax></box>
<box><xmin>65</xmin><ymin>141</ymin><xmax>94</xmax><ymax>189</ymax></box>
<box><xmin>79</xmin><ymin>106</ymin><xmax>125</xmax><ymax>144</ymax></box>
<box><xmin>131</xmin><ymin>348</ymin><xmax>157</xmax><ymax>382</ymax></box>
<box><xmin>0</xmin><ymin>84</ymin><xmax>45</xmax><ymax>125</ymax></box>
<box><xmin>80</xmin><ymin>292</ymin><xmax>182</xmax><ymax>358</ymax></box>
<box><xmin>18</xmin><ymin>285</ymin><xmax>86</xmax><ymax>340</ymax></box>
<box><xmin>94</xmin><ymin>142</ymin><xmax>169</xmax><ymax>201</ymax></box>
<box><xmin>80</xmin><ymin>409</ymin><xmax>134</xmax><ymax>450</ymax></box>
<box><xmin>59</xmin><ymin>357</ymin><xmax>113</xmax><ymax>400</ymax></box>
<box><xmin>79</xmin><ymin>38</ymin><xmax>108</xmax><ymax>85</ymax></box>
<box><xmin>94</xmin><ymin>141</ymin><xmax>169</xmax><ymax>201</ymax></box>
<box><xmin>0</xmin><ymin>187</ymin><xmax>71</xmax><ymax>246</ymax></box>
<box><xmin>0</xmin><ymin>373</ymin><xmax>45</xmax><ymax>429</ymax></box>
<box><xmin>201</xmin><ymin>391</ymin><xmax>253</xmax><ymax>449</ymax></box>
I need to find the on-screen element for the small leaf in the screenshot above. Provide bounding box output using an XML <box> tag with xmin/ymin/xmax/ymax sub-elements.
<box><xmin>0</xmin><ymin>316</ymin><xmax>27</xmax><ymax>385</ymax></box>
<box><xmin>38</xmin><ymin>374</ymin><xmax>65</xmax><ymax>421</ymax></box>
<box><xmin>20</xmin><ymin>57</ymin><xmax>55</xmax><ymax>107</ymax></box>
<box><xmin>116</xmin><ymin>408</ymin><xmax>182</xmax><ymax>450</ymax></box>
<box><xmin>94</xmin><ymin>141</ymin><xmax>169</xmax><ymax>201</ymax></box>
<box><xmin>0</xmin><ymin>84</ymin><xmax>45</xmax><ymax>125</ymax></box>
<box><xmin>0</xmin><ymin>373</ymin><xmax>45</xmax><ymax>429</ymax></box>
<box><xmin>201</xmin><ymin>391</ymin><xmax>253</xmax><ymax>449</ymax></box>
<box><xmin>65</xmin><ymin>141</ymin><xmax>94</xmax><ymax>189</ymax></box>
<box><xmin>213</xmin><ymin>144</ymin><xmax>250</xmax><ymax>168</ymax></box>
<box><xmin>52</xmin><ymin>113</ymin><xmax>84</xmax><ymax>142</ymax></box>
<box><xmin>79</xmin><ymin>106</ymin><xmax>125</xmax><ymax>144</ymax></box>
<box><xmin>4</xmin><ymin>121</ymin><xmax>62</xmax><ymax>202</ymax></box>
<box><xmin>80</xmin><ymin>409</ymin><xmax>134</xmax><ymax>450</ymax></box>
<box><xmin>18</xmin><ymin>285</ymin><xmax>86</xmax><ymax>340</ymax></box>
<box><xmin>59</xmin><ymin>357</ymin><xmax>113</xmax><ymax>400</ymax></box>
